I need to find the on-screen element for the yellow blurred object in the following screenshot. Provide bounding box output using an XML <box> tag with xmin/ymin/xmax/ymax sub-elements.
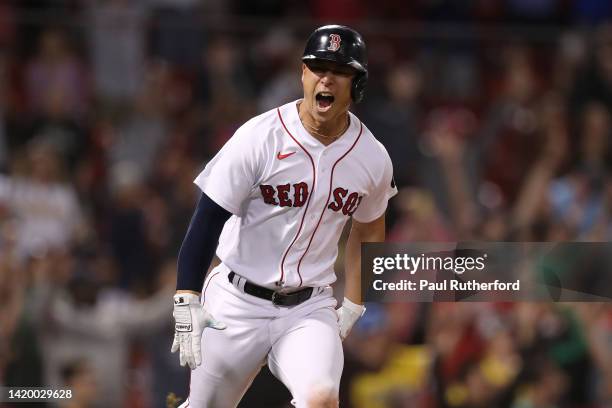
<box><xmin>445</xmin><ymin>383</ymin><xmax>469</xmax><ymax>407</ymax></box>
<box><xmin>351</xmin><ymin>345</ymin><xmax>431</xmax><ymax>408</ymax></box>
<box><xmin>480</xmin><ymin>355</ymin><xmax>520</xmax><ymax>387</ymax></box>
<box><xmin>166</xmin><ymin>392</ymin><xmax>182</xmax><ymax>408</ymax></box>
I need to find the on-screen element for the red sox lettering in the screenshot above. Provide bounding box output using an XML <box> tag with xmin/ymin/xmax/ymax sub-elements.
<box><xmin>327</xmin><ymin>188</ymin><xmax>363</xmax><ymax>216</ymax></box>
<box><xmin>259</xmin><ymin>183</ymin><xmax>309</xmax><ymax>207</ymax></box>
<box><xmin>259</xmin><ymin>183</ymin><xmax>363</xmax><ymax>215</ymax></box>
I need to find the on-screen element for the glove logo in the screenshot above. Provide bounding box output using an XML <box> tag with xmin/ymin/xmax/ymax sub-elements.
<box><xmin>176</xmin><ymin>323</ymin><xmax>192</xmax><ymax>332</ymax></box>
<box><xmin>175</xmin><ymin>297</ymin><xmax>184</xmax><ymax>305</ymax></box>
<box><xmin>327</xmin><ymin>34</ymin><xmax>341</xmax><ymax>52</ymax></box>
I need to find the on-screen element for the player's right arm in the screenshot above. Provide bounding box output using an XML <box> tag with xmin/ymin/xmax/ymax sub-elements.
<box><xmin>175</xmin><ymin>193</ymin><xmax>231</xmax><ymax>294</ymax></box>
<box><xmin>171</xmin><ymin>192</ymin><xmax>231</xmax><ymax>369</ymax></box>
<box><xmin>171</xmin><ymin>113</ymin><xmax>268</xmax><ymax>369</ymax></box>
<box><xmin>171</xmin><ymin>119</ymin><xmax>265</xmax><ymax>369</ymax></box>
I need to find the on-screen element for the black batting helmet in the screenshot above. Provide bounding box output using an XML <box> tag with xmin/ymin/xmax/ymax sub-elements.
<box><xmin>302</xmin><ymin>25</ymin><xmax>368</xmax><ymax>103</ymax></box>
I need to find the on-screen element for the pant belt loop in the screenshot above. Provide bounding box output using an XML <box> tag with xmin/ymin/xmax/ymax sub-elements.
<box><xmin>229</xmin><ymin>272</ymin><xmax>241</xmax><ymax>291</ymax></box>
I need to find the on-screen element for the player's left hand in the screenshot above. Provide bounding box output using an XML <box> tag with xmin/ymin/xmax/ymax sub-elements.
<box><xmin>171</xmin><ymin>293</ymin><xmax>226</xmax><ymax>369</ymax></box>
<box><xmin>336</xmin><ymin>297</ymin><xmax>365</xmax><ymax>341</ymax></box>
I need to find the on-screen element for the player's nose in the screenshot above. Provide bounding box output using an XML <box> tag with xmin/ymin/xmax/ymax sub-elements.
<box><xmin>319</xmin><ymin>71</ymin><xmax>335</xmax><ymax>84</ymax></box>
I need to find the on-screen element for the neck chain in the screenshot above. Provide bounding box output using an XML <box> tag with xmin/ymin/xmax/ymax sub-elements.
<box><xmin>301</xmin><ymin>113</ymin><xmax>350</xmax><ymax>142</ymax></box>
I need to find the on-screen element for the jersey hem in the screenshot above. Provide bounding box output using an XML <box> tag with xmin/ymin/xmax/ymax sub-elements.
<box><xmin>352</xmin><ymin>202</ymin><xmax>389</xmax><ymax>224</ymax></box>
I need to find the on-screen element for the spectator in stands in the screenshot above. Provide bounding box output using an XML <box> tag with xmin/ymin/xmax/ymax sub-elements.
<box><xmin>193</xmin><ymin>36</ymin><xmax>256</xmax><ymax>157</ymax></box>
<box><xmin>0</xmin><ymin>139</ymin><xmax>86</xmax><ymax>259</ymax></box>
<box><xmin>360</xmin><ymin>61</ymin><xmax>424</xmax><ymax>189</ymax></box>
<box><xmin>106</xmin><ymin>62</ymin><xmax>170</xmax><ymax>180</ymax></box>
<box><xmin>0</xmin><ymin>214</ymin><xmax>46</xmax><ymax>391</ymax></box>
<box><xmin>35</xmin><ymin>250</ymin><xmax>174</xmax><ymax>407</ymax></box>
<box><xmin>25</xmin><ymin>27</ymin><xmax>89</xmax><ymax>120</ymax></box>
<box><xmin>570</xmin><ymin>23</ymin><xmax>612</xmax><ymax>114</ymax></box>
<box><xmin>256</xmin><ymin>27</ymin><xmax>303</xmax><ymax>112</ymax></box>
<box><xmin>549</xmin><ymin>101</ymin><xmax>611</xmax><ymax>239</ymax></box>
<box><xmin>86</xmin><ymin>0</ymin><xmax>147</xmax><ymax>104</ymax></box>
<box><xmin>474</xmin><ymin>47</ymin><xmax>540</xmax><ymax>201</ymax></box>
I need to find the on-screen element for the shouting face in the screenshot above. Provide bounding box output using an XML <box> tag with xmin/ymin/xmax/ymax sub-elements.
<box><xmin>301</xmin><ymin>60</ymin><xmax>355</xmax><ymax>122</ymax></box>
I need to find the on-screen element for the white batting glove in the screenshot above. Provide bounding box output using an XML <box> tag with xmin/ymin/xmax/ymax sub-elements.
<box><xmin>171</xmin><ymin>293</ymin><xmax>226</xmax><ymax>369</ymax></box>
<box><xmin>336</xmin><ymin>297</ymin><xmax>366</xmax><ymax>341</ymax></box>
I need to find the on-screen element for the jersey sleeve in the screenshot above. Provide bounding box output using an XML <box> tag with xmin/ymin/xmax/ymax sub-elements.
<box><xmin>352</xmin><ymin>145</ymin><xmax>398</xmax><ymax>223</ymax></box>
<box><xmin>194</xmin><ymin>126</ymin><xmax>263</xmax><ymax>215</ymax></box>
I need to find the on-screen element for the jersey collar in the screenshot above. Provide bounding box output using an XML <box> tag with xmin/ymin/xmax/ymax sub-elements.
<box><xmin>280</xmin><ymin>100</ymin><xmax>360</xmax><ymax>152</ymax></box>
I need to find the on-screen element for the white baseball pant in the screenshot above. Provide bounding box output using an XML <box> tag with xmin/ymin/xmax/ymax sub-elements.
<box><xmin>178</xmin><ymin>263</ymin><xmax>343</xmax><ymax>408</ymax></box>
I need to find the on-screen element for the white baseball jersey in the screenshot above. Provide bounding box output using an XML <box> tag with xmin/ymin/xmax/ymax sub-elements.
<box><xmin>194</xmin><ymin>100</ymin><xmax>397</xmax><ymax>289</ymax></box>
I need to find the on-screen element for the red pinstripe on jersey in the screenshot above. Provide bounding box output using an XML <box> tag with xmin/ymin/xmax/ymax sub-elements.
<box><xmin>277</xmin><ymin>108</ymin><xmax>316</xmax><ymax>286</ymax></box>
<box><xmin>295</xmin><ymin>121</ymin><xmax>363</xmax><ymax>286</ymax></box>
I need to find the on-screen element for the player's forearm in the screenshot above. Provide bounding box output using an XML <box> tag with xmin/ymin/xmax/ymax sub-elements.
<box><xmin>344</xmin><ymin>230</ymin><xmax>362</xmax><ymax>304</ymax></box>
<box><xmin>344</xmin><ymin>215</ymin><xmax>386</xmax><ymax>304</ymax></box>
<box><xmin>176</xmin><ymin>193</ymin><xmax>231</xmax><ymax>294</ymax></box>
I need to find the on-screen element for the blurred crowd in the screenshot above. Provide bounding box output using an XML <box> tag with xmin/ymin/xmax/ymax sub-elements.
<box><xmin>0</xmin><ymin>1</ymin><xmax>611</xmax><ymax>407</ymax></box>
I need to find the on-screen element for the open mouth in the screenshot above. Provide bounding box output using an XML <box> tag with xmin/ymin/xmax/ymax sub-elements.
<box><xmin>315</xmin><ymin>92</ymin><xmax>334</xmax><ymax>111</ymax></box>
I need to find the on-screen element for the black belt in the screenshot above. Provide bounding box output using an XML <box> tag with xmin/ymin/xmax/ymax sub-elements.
<box><xmin>228</xmin><ymin>271</ymin><xmax>314</xmax><ymax>307</ymax></box>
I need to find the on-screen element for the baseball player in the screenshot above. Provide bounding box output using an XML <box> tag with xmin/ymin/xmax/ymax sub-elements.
<box><xmin>172</xmin><ymin>25</ymin><xmax>397</xmax><ymax>408</ymax></box>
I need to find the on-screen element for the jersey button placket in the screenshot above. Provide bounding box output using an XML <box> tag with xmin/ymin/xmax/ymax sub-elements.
<box><xmin>318</xmin><ymin>150</ymin><xmax>330</xmax><ymax>173</ymax></box>
<box><xmin>321</xmin><ymin>148</ymin><xmax>329</xmax><ymax>169</ymax></box>
<box><xmin>311</xmin><ymin>158</ymin><xmax>325</xmax><ymax>223</ymax></box>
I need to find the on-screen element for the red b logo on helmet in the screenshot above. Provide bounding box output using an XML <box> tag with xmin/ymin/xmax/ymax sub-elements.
<box><xmin>327</xmin><ymin>34</ymin><xmax>341</xmax><ymax>52</ymax></box>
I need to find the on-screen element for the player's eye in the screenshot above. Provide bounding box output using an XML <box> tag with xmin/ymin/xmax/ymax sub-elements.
<box><xmin>307</xmin><ymin>63</ymin><xmax>326</xmax><ymax>74</ymax></box>
<box><xmin>332</xmin><ymin>68</ymin><xmax>353</xmax><ymax>77</ymax></box>
<box><xmin>307</xmin><ymin>61</ymin><xmax>355</xmax><ymax>78</ymax></box>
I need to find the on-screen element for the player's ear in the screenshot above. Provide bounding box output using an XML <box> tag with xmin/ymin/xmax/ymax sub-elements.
<box><xmin>301</xmin><ymin>63</ymin><xmax>307</xmax><ymax>82</ymax></box>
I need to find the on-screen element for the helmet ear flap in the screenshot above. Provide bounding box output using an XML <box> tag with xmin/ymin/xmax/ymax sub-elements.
<box><xmin>351</xmin><ymin>72</ymin><xmax>368</xmax><ymax>103</ymax></box>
